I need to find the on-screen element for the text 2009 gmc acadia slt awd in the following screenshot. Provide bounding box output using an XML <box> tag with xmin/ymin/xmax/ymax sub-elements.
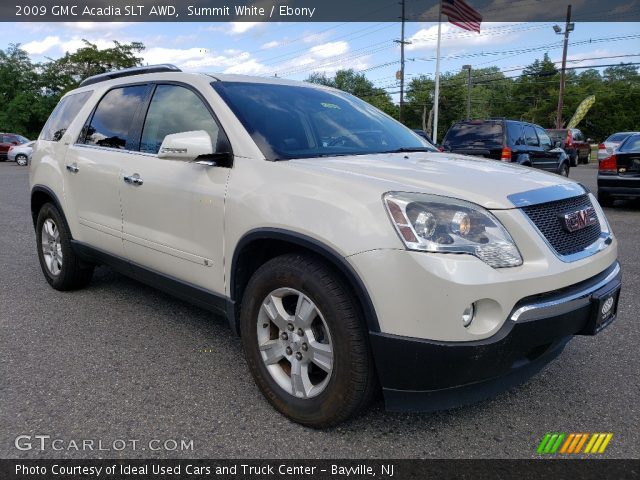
<box><xmin>30</xmin><ymin>65</ymin><xmax>621</xmax><ymax>427</ymax></box>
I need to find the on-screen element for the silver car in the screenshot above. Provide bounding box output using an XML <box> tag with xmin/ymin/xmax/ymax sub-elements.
<box><xmin>8</xmin><ymin>141</ymin><xmax>34</xmax><ymax>166</ymax></box>
<box><xmin>598</xmin><ymin>132</ymin><xmax>640</xmax><ymax>161</ymax></box>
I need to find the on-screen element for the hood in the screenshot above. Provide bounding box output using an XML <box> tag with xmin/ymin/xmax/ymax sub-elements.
<box><xmin>289</xmin><ymin>152</ymin><xmax>576</xmax><ymax>210</ymax></box>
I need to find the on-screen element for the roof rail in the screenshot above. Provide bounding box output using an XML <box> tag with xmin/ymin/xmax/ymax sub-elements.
<box><xmin>79</xmin><ymin>64</ymin><xmax>182</xmax><ymax>87</ymax></box>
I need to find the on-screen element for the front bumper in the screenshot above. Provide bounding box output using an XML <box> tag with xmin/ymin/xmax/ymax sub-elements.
<box><xmin>369</xmin><ymin>261</ymin><xmax>621</xmax><ymax>412</ymax></box>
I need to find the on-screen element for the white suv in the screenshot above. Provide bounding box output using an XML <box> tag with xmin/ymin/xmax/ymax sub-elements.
<box><xmin>30</xmin><ymin>65</ymin><xmax>621</xmax><ymax>427</ymax></box>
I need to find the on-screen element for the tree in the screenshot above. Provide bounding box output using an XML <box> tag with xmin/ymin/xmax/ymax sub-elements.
<box><xmin>41</xmin><ymin>40</ymin><xmax>144</xmax><ymax>95</ymax></box>
<box><xmin>0</xmin><ymin>41</ymin><xmax>145</xmax><ymax>139</ymax></box>
<box><xmin>306</xmin><ymin>69</ymin><xmax>398</xmax><ymax>117</ymax></box>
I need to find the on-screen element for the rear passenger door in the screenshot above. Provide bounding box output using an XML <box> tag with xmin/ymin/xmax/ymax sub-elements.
<box><xmin>119</xmin><ymin>83</ymin><xmax>230</xmax><ymax>295</ymax></box>
<box><xmin>65</xmin><ymin>84</ymin><xmax>150</xmax><ymax>256</ymax></box>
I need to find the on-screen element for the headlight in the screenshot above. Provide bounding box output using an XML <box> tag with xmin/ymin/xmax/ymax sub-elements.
<box><xmin>383</xmin><ymin>192</ymin><xmax>523</xmax><ymax>268</ymax></box>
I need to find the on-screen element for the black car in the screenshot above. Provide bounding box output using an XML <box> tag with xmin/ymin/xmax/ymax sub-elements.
<box><xmin>597</xmin><ymin>133</ymin><xmax>640</xmax><ymax>207</ymax></box>
<box><xmin>442</xmin><ymin>119</ymin><xmax>570</xmax><ymax>176</ymax></box>
<box><xmin>412</xmin><ymin>128</ymin><xmax>435</xmax><ymax>145</ymax></box>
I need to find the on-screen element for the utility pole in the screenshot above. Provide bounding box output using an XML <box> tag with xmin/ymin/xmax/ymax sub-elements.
<box><xmin>395</xmin><ymin>0</ymin><xmax>408</xmax><ymax>124</ymax></box>
<box><xmin>556</xmin><ymin>4</ymin><xmax>573</xmax><ymax>129</ymax></box>
<box><xmin>462</xmin><ymin>65</ymin><xmax>472</xmax><ymax>120</ymax></box>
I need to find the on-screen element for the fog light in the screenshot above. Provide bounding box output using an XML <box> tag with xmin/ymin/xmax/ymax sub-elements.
<box><xmin>462</xmin><ymin>303</ymin><xmax>475</xmax><ymax>327</ymax></box>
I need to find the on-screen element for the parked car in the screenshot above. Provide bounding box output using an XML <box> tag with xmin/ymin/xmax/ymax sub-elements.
<box><xmin>545</xmin><ymin>128</ymin><xmax>591</xmax><ymax>166</ymax></box>
<box><xmin>598</xmin><ymin>131</ymin><xmax>640</xmax><ymax>161</ymax></box>
<box><xmin>412</xmin><ymin>128</ymin><xmax>435</xmax><ymax>145</ymax></box>
<box><xmin>597</xmin><ymin>133</ymin><xmax>640</xmax><ymax>207</ymax></box>
<box><xmin>442</xmin><ymin>119</ymin><xmax>571</xmax><ymax>176</ymax></box>
<box><xmin>8</xmin><ymin>141</ymin><xmax>35</xmax><ymax>166</ymax></box>
<box><xmin>30</xmin><ymin>66</ymin><xmax>620</xmax><ymax>427</ymax></box>
<box><xmin>0</xmin><ymin>133</ymin><xmax>29</xmax><ymax>160</ymax></box>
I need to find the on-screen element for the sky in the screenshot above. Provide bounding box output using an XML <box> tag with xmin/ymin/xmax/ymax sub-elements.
<box><xmin>4</xmin><ymin>20</ymin><xmax>640</xmax><ymax>101</ymax></box>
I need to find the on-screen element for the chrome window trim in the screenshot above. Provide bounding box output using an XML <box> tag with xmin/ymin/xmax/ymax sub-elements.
<box><xmin>511</xmin><ymin>262</ymin><xmax>621</xmax><ymax>322</ymax></box>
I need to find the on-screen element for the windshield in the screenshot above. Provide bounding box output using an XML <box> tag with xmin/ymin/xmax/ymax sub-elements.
<box><xmin>211</xmin><ymin>82</ymin><xmax>434</xmax><ymax>160</ymax></box>
<box><xmin>546</xmin><ymin>129</ymin><xmax>567</xmax><ymax>141</ymax></box>
<box><xmin>606</xmin><ymin>132</ymin><xmax>634</xmax><ymax>143</ymax></box>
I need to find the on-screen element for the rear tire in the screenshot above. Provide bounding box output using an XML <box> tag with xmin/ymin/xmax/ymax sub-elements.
<box><xmin>36</xmin><ymin>202</ymin><xmax>94</xmax><ymax>290</ymax></box>
<box><xmin>597</xmin><ymin>191</ymin><xmax>614</xmax><ymax>208</ymax></box>
<box><xmin>240</xmin><ymin>253</ymin><xmax>377</xmax><ymax>428</ymax></box>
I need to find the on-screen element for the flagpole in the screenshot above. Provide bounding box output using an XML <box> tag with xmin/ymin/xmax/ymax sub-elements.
<box><xmin>432</xmin><ymin>0</ymin><xmax>442</xmax><ymax>143</ymax></box>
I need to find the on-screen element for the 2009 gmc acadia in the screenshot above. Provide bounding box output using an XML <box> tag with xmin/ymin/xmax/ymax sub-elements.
<box><xmin>30</xmin><ymin>65</ymin><xmax>621</xmax><ymax>427</ymax></box>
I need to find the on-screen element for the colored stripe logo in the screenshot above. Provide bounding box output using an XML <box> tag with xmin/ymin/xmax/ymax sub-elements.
<box><xmin>537</xmin><ymin>433</ymin><xmax>613</xmax><ymax>454</ymax></box>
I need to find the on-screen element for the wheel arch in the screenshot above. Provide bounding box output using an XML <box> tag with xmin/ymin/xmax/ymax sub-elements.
<box><xmin>31</xmin><ymin>185</ymin><xmax>66</xmax><ymax>230</ymax></box>
<box><xmin>229</xmin><ymin>228</ymin><xmax>380</xmax><ymax>336</ymax></box>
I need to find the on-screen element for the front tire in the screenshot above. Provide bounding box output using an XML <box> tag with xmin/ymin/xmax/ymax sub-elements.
<box><xmin>559</xmin><ymin>162</ymin><xmax>570</xmax><ymax>177</ymax></box>
<box><xmin>597</xmin><ymin>191</ymin><xmax>614</xmax><ymax>208</ymax></box>
<box><xmin>240</xmin><ymin>253</ymin><xmax>376</xmax><ymax>428</ymax></box>
<box><xmin>570</xmin><ymin>152</ymin><xmax>578</xmax><ymax>167</ymax></box>
<box><xmin>15</xmin><ymin>154</ymin><xmax>28</xmax><ymax>166</ymax></box>
<box><xmin>36</xmin><ymin>203</ymin><xmax>94</xmax><ymax>290</ymax></box>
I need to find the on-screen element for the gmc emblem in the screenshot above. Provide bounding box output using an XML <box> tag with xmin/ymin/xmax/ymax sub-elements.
<box><xmin>561</xmin><ymin>206</ymin><xmax>598</xmax><ymax>232</ymax></box>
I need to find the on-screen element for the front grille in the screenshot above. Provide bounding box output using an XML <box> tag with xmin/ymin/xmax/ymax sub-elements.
<box><xmin>521</xmin><ymin>194</ymin><xmax>601</xmax><ymax>257</ymax></box>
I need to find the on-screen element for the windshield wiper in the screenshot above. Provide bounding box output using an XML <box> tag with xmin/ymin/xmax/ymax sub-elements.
<box><xmin>383</xmin><ymin>147</ymin><xmax>435</xmax><ymax>153</ymax></box>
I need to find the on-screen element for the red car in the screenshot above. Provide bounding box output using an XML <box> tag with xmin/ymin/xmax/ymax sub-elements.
<box><xmin>545</xmin><ymin>128</ymin><xmax>592</xmax><ymax>166</ymax></box>
<box><xmin>0</xmin><ymin>133</ymin><xmax>30</xmax><ymax>160</ymax></box>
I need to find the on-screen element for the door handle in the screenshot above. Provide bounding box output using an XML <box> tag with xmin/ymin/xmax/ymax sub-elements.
<box><xmin>66</xmin><ymin>164</ymin><xmax>79</xmax><ymax>173</ymax></box>
<box><xmin>123</xmin><ymin>174</ymin><xmax>143</xmax><ymax>186</ymax></box>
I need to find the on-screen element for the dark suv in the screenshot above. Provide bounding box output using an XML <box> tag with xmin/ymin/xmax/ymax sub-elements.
<box><xmin>546</xmin><ymin>128</ymin><xmax>591</xmax><ymax>166</ymax></box>
<box><xmin>442</xmin><ymin>119</ymin><xmax>570</xmax><ymax>176</ymax></box>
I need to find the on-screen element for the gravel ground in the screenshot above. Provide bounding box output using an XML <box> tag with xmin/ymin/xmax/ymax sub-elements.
<box><xmin>1</xmin><ymin>160</ymin><xmax>638</xmax><ymax>459</ymax></box>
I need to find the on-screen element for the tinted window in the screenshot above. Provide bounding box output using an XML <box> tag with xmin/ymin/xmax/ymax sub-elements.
<box><xmin>84</xmin><ymin>85</ymin><xmax>147</xmax><ymax>149</ymax></box>
<box><xmin>619</xmin><ymin>134</ymin><xmax>640</xmax><ymax>152</ymax></box>
<box><xmin>443</xmin><ymin>122</ymin><xmax>503</xmax><ymax>148</ymax></box>
<box><xmin>140</xmin><ymin>85</ymin><xmax>221</xmax><ymax>154</ymax></box>
<box><xmin>573</xmin><ymin>130</ymin><xmax>583</xmax><ymax>141</ymax></box>
<box><xmin>213</xmin><ymin>82</ymin><xmax>432</xmax><ymax>160</ymax></box>
<box><xmin>506</xmin><ymin>122</ymin><xmax>523</xmax><ymax>145</ymax></box>
<box><xmin>524</xmin><ymin>126</ymin><xmax>539</xmax><ymax>146</ymax></box>
<box><xmin>41</xmin><ymin>91</ymin><xmax>92</xmax><ymax>142</ymax></box>
<box><xmin>535</xmin><ymin>127</ymin><xmax>552</xmax><ymax>149</ymax></box>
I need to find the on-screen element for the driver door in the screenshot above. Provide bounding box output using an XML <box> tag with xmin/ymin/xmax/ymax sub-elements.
<box><xmin>119</xmin><ymin>83</ymin><xmax>230</xmax><ymax>294</ymax></box>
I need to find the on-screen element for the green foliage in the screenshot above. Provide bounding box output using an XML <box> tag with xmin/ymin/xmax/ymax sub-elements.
<box><xmin>1</xmin><ymin>42</ymin><xmax>638</xmax><ymax>143</ymax></box>
<box><xmin>306</xmin><ymin>69</ymin><xmax>398</xmax><ymax>118</ymax></box>
<box><xmin>313</xmin><ymin>55</ymin><xmax>638</xmax><ymax>143</ymax></box>
<box><xmin>0</xmin><ymin>41</ymin><xmax>144</xmax><ymax>139</ymax></box>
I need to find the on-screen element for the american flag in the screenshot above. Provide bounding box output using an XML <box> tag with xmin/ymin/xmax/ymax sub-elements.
<box><xmin>441</xmin><ymin>0</ymin><xmax>482</xmax><ymax>33</ymax></box>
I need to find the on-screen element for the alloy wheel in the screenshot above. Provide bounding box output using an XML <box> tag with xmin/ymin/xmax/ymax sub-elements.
<box><xmin>41</xmin><ymin>218</ymin><xmax>63</xmax><ymax>276</ymax></box>
<box><xmin>256</xmin><ymin>288</ymin><xmax>333</xmax><ymax>399</ymax></box>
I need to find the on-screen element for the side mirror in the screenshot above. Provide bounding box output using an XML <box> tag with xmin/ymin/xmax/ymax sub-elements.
<box><xmin>158</xmin><ymin>130</ymin><xmax>214</xmax><ymax>162</ymax></box>
<box><xmin>554</xmin><ymin>140</ymin><xmax>562</xmax><ymax>148</ymax></box>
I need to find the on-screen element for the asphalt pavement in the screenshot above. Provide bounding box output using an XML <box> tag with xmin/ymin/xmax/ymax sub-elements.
<box><xmin>1</xmin><ymin>160</ymin><xmax>638</xmax><ymax>459</ymax></box>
